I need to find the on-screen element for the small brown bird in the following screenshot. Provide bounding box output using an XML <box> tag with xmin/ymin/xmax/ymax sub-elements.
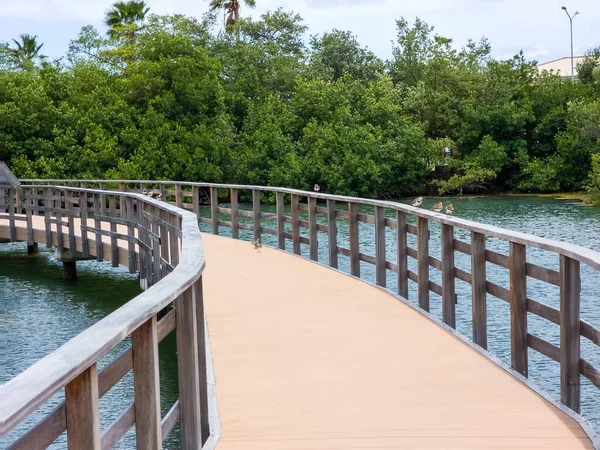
<box><xmin>251</xmin><ymin>239</ymin><xmax>262</xmax><ymax>252</ymax></box>
<box><xmin>411</xmin><ymin>197</ymin><xmax>423</xmax><ymax>207</ymax></box>
<box><xmin>432</xmin><ymin>202</ymin><xmax>443</xmax><ymax>215</ymax></box>
<box><xmin>445</xmin><ymin>204</ymin><xmax>454</xmax><ymax>215</ymax></box>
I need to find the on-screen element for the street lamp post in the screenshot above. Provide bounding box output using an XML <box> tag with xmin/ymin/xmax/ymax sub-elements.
<box><xmin>562</xmin><ymin>6</ymin><xmax>579</xmax><ymax>81</ymax></box>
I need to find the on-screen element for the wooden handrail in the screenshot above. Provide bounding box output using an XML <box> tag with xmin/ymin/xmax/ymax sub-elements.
<box><xmin>0</xmin><ymin>185</ymin><xmax>219</xmax><ymax>450</ymax></box>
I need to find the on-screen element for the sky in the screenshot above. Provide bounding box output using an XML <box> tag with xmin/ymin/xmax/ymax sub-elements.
<box><xmin>0</xmin><ymin>0</ymin><xmax>598</xmax><ymax>64</ymax></box>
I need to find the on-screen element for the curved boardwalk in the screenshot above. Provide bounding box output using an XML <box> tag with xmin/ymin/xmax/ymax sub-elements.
<box><xmin>201</xmin><ymin>235</ymin><xmax>591</xmax><ymax>449</ymax></box>
<box><xmin>0</xmin><ymin>216</ymin><xmax>593</xmax><ymax>448</ymax></box>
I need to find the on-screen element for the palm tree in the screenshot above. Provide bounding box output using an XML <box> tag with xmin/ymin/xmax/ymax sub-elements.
<box><xmin>105</xmin><ymin>1</ymin><xmax>150</xmax><ymax>41</ymax></box>
<box><xmin>208</xmin><ymin>0</ymin><xmax>256</xmax><ymax>34</ymax></box>
<box><xmin>7</xmin><ymin>34</ymin><xmax>45</xmax><ymax>67</ymax></box>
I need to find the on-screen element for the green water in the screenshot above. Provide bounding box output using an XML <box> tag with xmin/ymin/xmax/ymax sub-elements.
<box><xmin>0</xmin><ymin>244</ymin><xmax>180</xmax><ymax>449</ymax></box>
<box><xmin>1</xmin><ymin>195</ymin><xmax>600</xmax><ymax>447</ymax></box>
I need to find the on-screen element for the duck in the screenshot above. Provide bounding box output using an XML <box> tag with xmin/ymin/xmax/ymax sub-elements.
<box><xmin>411</xmin><ymin>197</ymin><xmax>423</xmax><ymax>207</ymax></box>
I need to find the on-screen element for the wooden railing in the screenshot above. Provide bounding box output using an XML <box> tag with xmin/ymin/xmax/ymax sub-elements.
<box><xmin>21</xmin><ymin>180</ymin><xmax>600</xmax><ymax>425</ymax></box>
<box><xmin>0</xmin><ymin>185</ymin><xmax>219</xmax><ymax>450</ymax></box>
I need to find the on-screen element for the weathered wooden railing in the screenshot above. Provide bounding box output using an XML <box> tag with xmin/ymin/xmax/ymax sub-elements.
<box><xmin>0</xmin><ymin>185</ymin><xmax>219</xmax><ymax>449</ymax></box>
<box><xmin>22</xmin><ymin>180</ymin><xmax>600</xmax><ymax>426</ymax></box>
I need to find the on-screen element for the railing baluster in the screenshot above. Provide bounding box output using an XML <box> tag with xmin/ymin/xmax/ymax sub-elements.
<box><xmin>44</xmin><ymin>188</ymin><xmax>52</xmax><ymax>247</ymax></box>
<box><xmin>109</xmin><ymin>196</ymin><xmax>118</xmax><ymax>268</ymax></box>
<box><xmin>349</xmin><ymin>202</ymin><xmax>360</xmax><ymax>277</ymax></box>
<box><xmin>119</xmin><ymin>182</ymin><xmax>126</xmax><ymax>218</ymax></box>
<box><xmin>417</xmin><ymin>217</ymin><xmax>429</xmax><ymax>311</ymax></box>
<box><xmin>192</xmin><ymin>185</ymin><xmax>200</xmax><ymax>218</ymax></box>
<box><xmin>93</xmin><ymin>194</ymin><xmax>104</xmax><ymax>262</ymax></box>
<box><xmin>210</xmin><ymin>187</ymin><xmax>219</xmax><ymax>235</ymax></box>
<box><xmin>80</xmin><ymin>191</ymin><xmax>90</xmax><ymax>258</ymax></box>
<box><xmin>175</xmin><ymin>287</ymin><xmax>202</xmax><ymax>449</ymax></box>
<box><xmin>175</xmin><ymin>184</ymin><xmax>182</xmax><ymax>208</ymax></box>
<box><xmin>230</xmin><ymin>188</ymin><xmax>239</xmax><ymax>239</ymax></box>
<box><xmin>9</xmin><ymin>189</ymin><xmax>16</xmax><ymax>242</ymax></box>
<box><xmin>276</xmin><ymin>192</ymin><xmax>285</xmax><ymax>250</ymax></box>
<box><xmin>194</xmin><ymin>278</ymin><xmax>210</xmax><ymax>445</ymax></box>
<box><xmin>126</xmin><ymin>197</ymin><xmax>136</xmax><ymax>274</ymax></box>
<box><xmin>56</xmin><ymin>189</ymin><xmax>64</xmax><ymax>252</ymax></box>
<box><xmin>441</xmin><ymin>224</ymin><xmax>456</xmax><ymax>328</ymax></box>
<box><xmin>65</xmin><ymin>364</ymin><xmax>101</xmax><ymax>449</ymax></box>
<box><xmin>132</xmin><ymin>316</ymin><xmax>162</xmax><ymax>449</ymax></box>
<box><xmin>560</xmin><ymin>255</ymin><xmax>581</xmax><ymax>413</ymax></box>
<box><xmin>25</xmin><ymin>188</ymin><xmax>33</xmax><ymax>246</ymax></box>
<box><xmin>397</xmin><ymin>211</ymin><xmax>408</xmax><ymax>299</ymax></box>
<box><xmin>291</xmin><ymin>194</ymin><xmax>300</xmax><ymax>255</ymax></box>
<box><xmin>471</xmin><ymin>231</ymin><xmax>487</xmax><ymax>349</ymax></box>
<box><xmin>308</xmin><ymin>196</ymin><xmax>318</xmax><ymax>261</ymax></box>
<box><xmin>252</xmin><ymin>190</ymin><xmax>261</xmax><ymax>242</ymax></box>
<box><xmin>327</xmin><ymin>199</ymin><xmax>338</xmax><ymax>269</ymax></box>
<box><xmin>67</xmin><ymin>190</ymin><xmax>76</xmax><ymax>253</ymax></box>
<box><xmin>510</xmin><ymin>242</ymin><xmax>528</xmax><ymax>376</ymax></box>
<box><xmin>375</xmin><ymin>206</ymin><xmax>386</xmax><ymax>287</ymax></box>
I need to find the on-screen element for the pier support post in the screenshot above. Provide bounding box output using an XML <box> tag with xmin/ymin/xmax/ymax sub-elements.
<box><xmin>64</xmin><ymin>261</ymin><xmax>77</xmax><ymax>282</ymax></box>
<box><xmin>27</xmin><ymin>243</ymin><xmax>39</xmax><ymax>257</ymax></box>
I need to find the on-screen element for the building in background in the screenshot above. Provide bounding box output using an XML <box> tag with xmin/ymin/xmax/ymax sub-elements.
<box><xmin>535</xmin><ymin>56</ymin><xmax>589</xmax><ymax>79</ymax></box>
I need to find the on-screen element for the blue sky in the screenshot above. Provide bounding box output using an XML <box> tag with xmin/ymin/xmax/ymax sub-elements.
<box><xmin>0</xmin><ymin>0</ymin><xmax>597</xmax><ymax>63</ymax></box>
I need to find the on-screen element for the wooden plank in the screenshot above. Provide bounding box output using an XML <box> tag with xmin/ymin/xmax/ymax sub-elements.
<box><xmin>417</xmin><ymin>217</ymin><xmax>429</xmax><ymax>312</ymax></box>
<box><xmin>9</xmin><ymin>189</ymin><xmax>16</xmax><ymax>241</ymax></box>
<box><xmin>132</xmin><ymin>317</ymin><xmax>162</xmax><ymax>449</ymax></box>
<box><xmin>175</xmin><ymin>288</ymin><xmax>202</xmax><ymax>449</ymax></box>
<box><xmin>454</xmin><ymin>239</ymin><xmax>471</xmax><ymax>255</ymax></box>
<box><xmin>527</xmin><ymin>299</ymin><xmax>560</xmax><ymax>325</ymax></box>
<box><xmin>357</xmin><ymin>213</ymin><xmax>375</xmax><ymax>224</ymax></box>
<box><xmin>101</xmin><ymin>403</ymin><xmax>135</xmax><ymax>450</ymax></box>
<box><xmin>109</xmin><ymin>196</ymin><xmax>118</xmax><ymax>268</ymax></box>
<box><xmin>327</xmin><ymin>199</ymin><xmax>338</xmax><ymax>269</ymax></box>
<box><xmin>528</xmin><ymin>334</ymin><xmax>560</xmax><ymax>362</ymax></box>
<box><xmin>192</xmin><ymin>185</ymin><xmax>200</xmax><ymax>217</ymax></box>
<box><xmin>406</xmin><ymin>223</ymin><xmax>417</xmax><ymax>236</ymax></box>
<box><xmin>175</xmin><ymin>184</ymin><xmax>182</xmax><ymax>208</ymax></box>
<box><xmin>335</xmin><ymin>209</ymin><xmax>349</xmax><ymax>220</ymax></box>
<box><xmin>210</xmin><ymin>186</ymin><xmax>219</xmax><ymax>235</ymax></box>
<box><xmin>44</xmin><ymin>188</ymin><xmax>52</xmax><ymax>247</ymax></box>
<box><xmin>230</xmin><ymin>188</ymin><xmax>239</xmax><ymax>240</ymax></box>
<box><xmin>276</xmin><ymin>192</ymin><xmax>285</xmax><ymax>250</ymax></box>
<box><xmin>25</xmin><ymin>189</ymin><xmax>34</xmax><ymax>246</ymax></box>
<box><xmin>487</xmin><ymin>281</ymin><xmax>509</xmax><ymax>302</ymax></box>
<box><xmin>397</xmin><ymin>211</ymin><xmax>408</xmax><ymax>299</ymax></box>
<box><xmin>471</xmin><ymin>232</ymin><xmax>487</xmax><ymax>349</ymax></box>
<box><xmin>581</xmin><ymin>321</ymin><xmax>600</xmax><ymax>347</ymax></box>
<box><xmin>359</xmin><ymin>253</ymin><xmax>376</xmax><ymax>265</ymax></box>
<box><xmin>65</xmin><ymin>364</ymin><xmax>101</xmax><ymax>450</ymax></box>
<box><xmin>527</xmin><ymin>263</ymin><xmax>560</xmax><ymax>286</ymax></box>
<box><xmin>308</xmin><ymin>196</ymin><xmax>318</xmax><ymax>261</ymax></box>
<box><xmin>80</xmin><ymin>191</ymin><xmax>90</xmax><ymax>258</ymax></box>
<box><xmin>580</xmin><ymin>359</ymin><xmax>600</xmax><ymax>389</ymax></box>
<box><xmin>291</xmin><ymin>194</ymin><xmax>300</xmax><ymax>255</ymax></box>
<box><xmin>441</xmin><ymin>224</ymin><xmax>456</xmax><ymax>329</ymax></box>
<box><xmin>161</xmin><ymin>401</ymin><xmax>180</xmax><ymax>439</ymax></box>
<box><xmin>8</xmin><ymin>404</ymin><xmax>66</xmax><ymax>450</ymax></box>
<box><xmin>375</xmin><ymin>206</ymin><xmax>386</xmax><ymax>287</ymax></box>
<box><xmin>169</xmin><ymin>213</ymin><xmax>180</xmax><ymax>267</ymax></box>
<box><xmin>510</xmin><ymin>242</ymin><xmax>528</xmax><ymax>377</ymax></box>
<box><xmin>337</xmin><ymin>246</ymin><xmax>350</xmax><ymax>257</ymax></box>
<box><xmin>486</xmin><ymin>249</ymin><xmax>508</xmax><ymax>268</ymax></box>
<box><xmin>349</xmin><ymin>202</ymin><xmax>360</xmax><ymax>277</ymax></box>
<box><xmin>253</xmin><ymin>190</ymin><xmax>261</xmax><ymax>242</ymax></box>
<box><xmin>560</xmin><ymin>255</ymin><xmax>581</xmax><ymax>413</ymax></box>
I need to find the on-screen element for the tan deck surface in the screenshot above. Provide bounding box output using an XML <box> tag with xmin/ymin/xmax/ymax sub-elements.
<box><xmin>1</xmin><ymin>216</ymin><xmax>594</xmax><ymax>448</ymax></box>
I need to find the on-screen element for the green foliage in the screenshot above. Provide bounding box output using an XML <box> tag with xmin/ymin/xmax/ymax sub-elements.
<box><xmin>1</xmin><ymin>12</ymin><xmax>600</xmax><ymax>202</ymax></box>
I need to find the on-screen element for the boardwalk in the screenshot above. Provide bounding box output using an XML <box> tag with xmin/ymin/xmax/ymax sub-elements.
<box><xmin>0</xmin><ymin>214</ymin><xmax>594</xmax><ymax>448</ymax></box>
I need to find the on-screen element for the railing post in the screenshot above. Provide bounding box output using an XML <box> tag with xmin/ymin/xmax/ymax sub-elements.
<box><xmin>44</xmin><ymin>188</ymin><xmax>52</xmax><ymax>247</ymax></box>
<box><xmin>276</xmin><ymin>192</ymin><xmax>285</xmax><ymax>250</ymax></box>
<box><xmin>471</xmin><ymin>232</ymin><xmax>487</xmax><ymax>349</ymax></box>
<box><xmin>25</xmin><ymin>188</ymin><xmax>33</xmax><ymax>246</ymax></box>
<box><xmin>210</xmin><ymin>187</ymin><xmax>219</xmax><ymax>235</ymax></box>
<box><xmin>192</xmin><ymin>185</ymin><xmax>200</xmax><ymax>218</ymax></box>
<box><xmin>65</xmin><ymin>364</ymin><xmax>101</xmax><ymax>449</ymax></box>
<box><xmin>132</xmin><ymin>317</ymin><xmax>162</xmax><ymax>449</ymax></box>
<box><xmin>560</xmin><ymin>255</ymin><xmax>581</xmax><ymax>413</ymax></box>
<box><xmin>349</xmin><ymin>202</ymin><xmax>360</xmax><ymax>277</ymax></box>
<box><xmin>109</xmin><ymin>196</ymin><xmax>118</xmax><ymax>268</ymax></box>
<box><xmin>252</xmin><ymin>190</ymin><xmax>261</xmax><ymax>242</ymax></box>
<box><xmin>441</xmin><ymin>224</ymin><xmax>456</xmax><ymax>328</ymax></box>
<box><xmin>169</xmin><ymin>213</ymin><xmax>180</xmax><ymax>267</ymax></box>
<box><xmin>175</xmin><ymin>287</ymin><xmax>202</xmax><ymax>449</ymax></box>
<box><xmin>194</xmin><ymin>278</ymin><xmax>210</xmax><ymax>445</ymax></box>
<box><xmin>93</xmin><ymin>194</ymin><xmax>104</xmax><ymax>262</ymax></box>
<box><xmin>67</xmin><ymin>190</ymin><xmax>76</xmax><ymax>253</ymax></box>
<box><xmin>375</xmin><ymin>206</ymin><xmax>386</xmax><ymax>287</ymax></box>
<box><xmin>509</xmin><ymin>242</ymin><xmax>528</xmax><ymax>377</ymax></box>
<box><xmin>417</xmin><ymin>217</ymin><xmax>429</xmax><ymax>311</ymax></box>
<box><xmin>8</xmin><ymin>188</ymin><xmax>16</xmax><ymax>242</ymax></box>
<box><xmin>397</xmin><ymin>211</ymin><xmax>408</xmax><ymax>299</ymax></box>
<box><xmin>308</xmin><ymin>196</ymin><xmax>318</xmax><ymax>261</ymax></box>
<box><xmin>80</xmin><ymin>191</ymin><xmax>90</xmax><ymax>258</ymax></box>
<box><xmin>327</xmin><ymin>199</ymin><xmax>338</xmax><ymax>269</ymax></box>
<box><xmin>126</xmin><ymin>197</ymin><xmax>136</xmax><ymax>274</ymax></box>
<box><xmin>230</xmin><ymin>188</ymin><xmax>239</xmax><ymax>239</ymax></box>
<box><xmin>175</xmin><ymin>184</ymin><xmax>182</xmax><ymax>208</ymax></box>
<box><xmin>291</xmin><ymin>194</ymin><xmax>300</xmax><ymax>255</ymax></box>
<box><xmin>119</xmin><ymin>182</ymin><xmax>126</xmax><ymax>218</ymax></box>
<box><xmin>56</xmin><ymin>189</ymin><xmax>64</xmax><ymax>252</ymax></box>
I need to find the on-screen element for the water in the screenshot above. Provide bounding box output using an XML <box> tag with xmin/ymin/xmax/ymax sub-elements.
<box><xmin>0</xmin><ymin>243</ymin><xmax>180</xmax><ymax>449</ymax></box>
<box><xmin>1</xmin><ymin>195</ymin><xmax>600</xmax><ymax>446</ymax></box>
<box><xmin>199</xmin><ymin>194</ymin><xmax>600</xmax><ymax>430</ymax></box>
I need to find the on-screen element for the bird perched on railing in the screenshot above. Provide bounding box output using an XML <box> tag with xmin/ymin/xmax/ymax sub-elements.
<box><xmin>142</xmin><ymin>188</ymin><xmax>148</xmax><ymax>196</ymax></box>
<box><xmin>314</xmin><ymin>184</ymin><xmax>321</xmax><ymax>193</ymax></box>
<box><xmin>446</xmin><ymin>204</ymin><xmax>454</xmax><ymax>216</ymax></box>
<box><xmin>156</xmin><ymin>193</ymin><xmax>162</xmax><ymax>201</ymax></box>
<box><xmin>147</xmin><ymin>190</ymin><xmax>155</xmax><ymax>198</ymax></box>
<box><xmin>432</xmin><ymin>202</ymin><xmax>443</xmax><ymax>215</ymax></box>
<box><xmin>251</xmin><ymin>239</ymin><xmax>262</xmax><ymax>253</ymax></box>
<box><xmin>412</xmin><ymin>197</ymin><xmax>423</xmax><ymax>207</ymax></box>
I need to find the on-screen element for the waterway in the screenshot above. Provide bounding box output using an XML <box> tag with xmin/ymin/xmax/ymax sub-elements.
<box><xmin>1</xmin><ymin>195</ymin><xmax>600</xmax><ymax>448</ymax></box>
